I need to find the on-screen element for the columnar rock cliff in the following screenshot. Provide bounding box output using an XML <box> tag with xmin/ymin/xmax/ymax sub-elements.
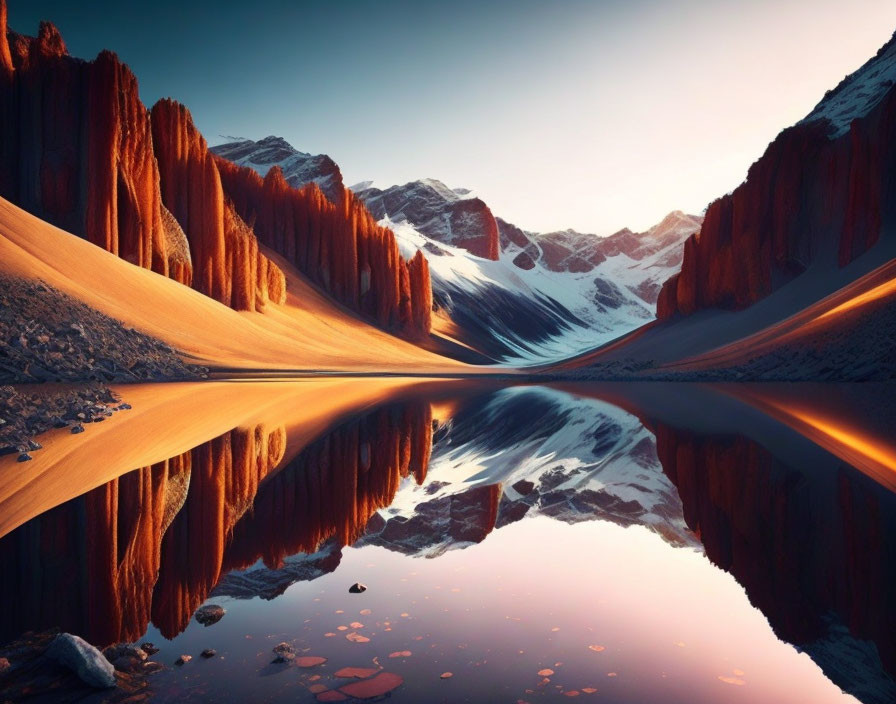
<box><xmin>150</xmin><ymin>99</ymin><xmax>284</xmax><ymax>310</ymax></box>
<box><xmin>658</xmin><ymin>31</ymin><xmax>896</xmax><ymax>319</ymax></box>
<box><xmin>215</xmin><ymin>159</ymin><xmax>432</xmax><ymax>337</ymax></box>
<box><xmin>222</xmin><ymin>400</ymin><xmax>433</xmax><ymax>573</ymax></box>
<box><xmin>0</xmin><ymin>8</ymin><xmax>283</xmax><ymax>312</ymax></box>
<box><xmin>0</xmin><ymin>4</ymin><xmax>430</xmax><ymax>336</ymax></box>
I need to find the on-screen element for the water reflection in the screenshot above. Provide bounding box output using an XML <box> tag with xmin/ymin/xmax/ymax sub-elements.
<box><xmin>0</xmin><ymin>381</ymin><xmax>894</xmax><ymax>703</ymax></box>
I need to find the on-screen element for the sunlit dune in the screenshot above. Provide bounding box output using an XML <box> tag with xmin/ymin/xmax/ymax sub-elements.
<box><xmin>0</xmin><ymin>197</ymin><xmax>487</xmax><ymax>374</ymax></box>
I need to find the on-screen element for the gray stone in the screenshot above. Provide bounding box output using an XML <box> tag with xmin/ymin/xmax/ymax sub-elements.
<box><xmin>194</xmin><ymin>604</ymin><xmax>226</xmax><ymax>626</ymax></box>
<box><xmin>45</xmin><ymin>633</ymin><xmax>116</xmax><ymax>688</ymax></box>
<box><xmin>349</xmin><ymin>582</ymin><xmax>367</xmax><ymax>594</ymax></box>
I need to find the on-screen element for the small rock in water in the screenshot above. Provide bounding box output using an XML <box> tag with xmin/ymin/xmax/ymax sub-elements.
<box><xmin>16</xmin><ymin>453</ymin><xmax>32</xmax><ymax>462</ymax></box>
<box><xmin>272</xmin><ymin>642</ymin><xmax>296</xmax><ymax>663</ymax></box>
<box><xmin>440</xmin><ymin>672</ymin><xmax>453</xmax><ymax>679</ymax></box>
<box><xmin>200</xmin><ymin>649</ymin><xmax>217</xmax><ymax>659</ymax></box>
<box><xmin>194</xmin><ymin>604</ymin><xmax>226</xmax><ymax>626</ymax></box>
<box><xmin>348</xmin><ymin>582</ymin><xmax>367</xmax><ymax>594</ymax></box>
<box><xmin>0</xmin><ymin>657</ymin><xmax>10</xmax><ymax>674</ymax></box>
<box><xmin>103</xmin><ymin>643</ymin><xmax>148</xmax><ymax>673</ymax></box>
<box><xmin>175</xmin><ymin>655</ymin><xmax>192</xmax><ymax>665</ymax></box>
<box><xmin>70</xmin><ymin>424</ymin><xmax>84</xmax><ymax>434</ymax></box>
<box><xmin>141</xmin><ymin>642</ymin><xmax>159</xmax><ymax>656</ymax></box>
<box><xmin>143</xmin><ymin>661</ymin><xmax>164</xmax><ymax>674</ymax></box>
<box><xmin>45</xmin><ymin>633</ymin><xmax>116</xmax><ymax>688</ymax></box>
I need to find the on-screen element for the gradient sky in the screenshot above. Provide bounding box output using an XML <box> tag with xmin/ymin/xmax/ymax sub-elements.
<box><xmin>10</xmin><ymin>0</ymin><xmax>896</xmax><ymax>234</ymax></box>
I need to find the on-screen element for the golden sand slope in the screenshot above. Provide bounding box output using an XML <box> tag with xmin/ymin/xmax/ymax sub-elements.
<box><xmin>0</xmin><ymin>197</ymin><xmax>474</xmax><ymax>373</ymax></box>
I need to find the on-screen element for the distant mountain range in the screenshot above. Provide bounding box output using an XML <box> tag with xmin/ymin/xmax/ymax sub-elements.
<box><xmin>212</xmin><ymin>138</ymin><xmax>702</xmax><ymax>361</ymax></box>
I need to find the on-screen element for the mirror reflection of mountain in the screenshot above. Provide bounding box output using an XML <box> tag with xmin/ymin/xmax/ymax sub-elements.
<box><xmin>1</xmin><ymin>382</ymin><xmax>894</xmax><ymax>703</ymax></box>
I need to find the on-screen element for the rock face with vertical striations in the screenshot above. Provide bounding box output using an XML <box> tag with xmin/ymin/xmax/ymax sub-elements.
<box><xmin>0</xmin><ymin>397</ymin><xmax>434</xmax><ymax>643</ymax></box>
<box><xmin>657</xmin><ymin>30</ymin><xmax>896</xmax><ymax>320</ymax></box>
<box><xmin>149</xmin><ymin>99</ymin><xmax>284</xmax><ymax>310</ymax></box>
<box><xmin>214</xmin><ymin>159</ymin><xmax>432</xmax><ymax>338</ymax></box>
<box><xmin>0</xmin><ymin>2</ymin><xmax>430</xmax><ymax>337</ymax></box>
<box><xmin>0</xmin><ymin>6</ymin><xmax>283</xmax><ymax>311</ymax></box>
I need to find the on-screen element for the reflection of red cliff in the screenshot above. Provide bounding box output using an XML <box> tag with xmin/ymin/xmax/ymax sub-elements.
<box><xmin>0</xmin><ymin>425</ymin><xmax>284</xmax><ymax>646</ymax></box>
<box><xmin>150</xmin><ymin>427</ymin><xmax>285</xmax><ymax>638</ymax></box>
<box><xmin>0</xmin><ymin>453</ymin><xmax>190</xmax><ymax>646</ymax></box>
<box><xmin>658</xmin><ymin>56</ymin><xmax>896</xmax><ymax>319</ymax></box>
<box><xmin>223</xmin><ymin>401</ymin><xmax>434</xmax><ymax>573</ymax></box>
<box><xmin>654</xmin><ymin>425</ymin><xmax>896</xmax><ymax>678</ymax></box>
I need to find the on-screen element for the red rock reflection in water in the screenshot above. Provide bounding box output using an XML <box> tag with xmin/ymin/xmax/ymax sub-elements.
<box><xmin>0</xmin><ymin>399</ymin><xmax>433</xmax><ymax>645</ymax></box>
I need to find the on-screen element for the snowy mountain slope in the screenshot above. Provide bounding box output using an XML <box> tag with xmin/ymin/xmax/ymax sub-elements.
<box><xmin>211</xmin><ymin>136</ymin><xmax>345</xmax><ymax>203</ymax></box>
<box><xmin>354</xmin><ymin>178</ymin><xmax>499</xmax><ymax>259</ymax></box>
<box><xmin>800</xmin><ymin>30</ymin><xmax>896</xmax><ymax>138</ymax></box>
<box><xmin>358</xmin><ymin>386</ymin><xmax>698</xmax><ymax>557</ymax></box>
<box><xmin>386</xmin><ymin>210</ymin><xmax>700</xmax><ymax>363</ymax></box>
<box><xmin>387</xmin><ymin>216</ymin><xmax>653</xmax><ymax>362</ymax></box>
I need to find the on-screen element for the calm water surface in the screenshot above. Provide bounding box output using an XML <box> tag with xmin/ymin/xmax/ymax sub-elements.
<box><xmin>1</xmin><ymin>381</ymin><xmax>894</xmax><ymax>703</ymax></box>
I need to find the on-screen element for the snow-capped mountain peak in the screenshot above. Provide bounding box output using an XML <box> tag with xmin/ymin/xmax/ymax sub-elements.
<box><xmin>211</xmin><ymin>135</ymin><xmax>345</xmax><ymax>203</ymax></box>
<box><xmin>800</xmin><ymin>30</ymin><xmax>896</xmax><ymax>138</ymax></box>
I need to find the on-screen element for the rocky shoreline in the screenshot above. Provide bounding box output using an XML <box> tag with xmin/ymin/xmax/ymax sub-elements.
<box><xmin>0</xmin><ymin>275</ymin><xmax>206</xmax><ymax>385</ymax></box>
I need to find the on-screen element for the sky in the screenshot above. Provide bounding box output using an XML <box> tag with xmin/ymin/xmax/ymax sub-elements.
<box><xmin>9</xmin><ymin>0</ymin><xmax>896</xmax><ymax>234</ymax></box>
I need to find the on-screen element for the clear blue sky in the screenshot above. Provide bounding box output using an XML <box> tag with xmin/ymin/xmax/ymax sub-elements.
<box><xmin>9</xmin><ymin>0</ymin><xmax>896</xmax><ymax>233</ymax></box>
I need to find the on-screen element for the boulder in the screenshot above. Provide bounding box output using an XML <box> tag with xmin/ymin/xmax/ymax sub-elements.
<box><xmin>45</xmin><ymin>633</ymin><xmax>116</xmax><ymax>689</ymax></box>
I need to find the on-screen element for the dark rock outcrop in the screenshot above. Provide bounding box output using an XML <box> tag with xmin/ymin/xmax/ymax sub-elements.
<box><xmin>45</xmin><ymin>633</ymin><xmax>116</xmax><ymax>688</ymax></box>
<box><xmin>658</xmin><ymin>32</ymin><xmax>896</xmax><ymax>319</ymax></box>
<box><xmin>0</xmin><ymin>274</ymin><xmax>205</xmax><ymax>384</ymax></box>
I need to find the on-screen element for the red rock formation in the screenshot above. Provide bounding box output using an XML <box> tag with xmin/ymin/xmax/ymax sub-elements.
<box><xmin>149</xmin><ymin>99</ymin><xmax>284</xmax><ymax>310</ymax></box>
<box><xmin>658</xmin><ymin>76</ymin><xmax>896</xmax><ymax>319</ymax></box>
<box><xmin>0</xmin><ymin>0</ymin><xmax>13</xmax><ymax>76</ymax></box>
<box><xmin>0</xmin><ymin>453</ymin><xmax>190</xmax><ymax>646</ymax></box>
<box><xmin>215</xmin><ymin>158</ymin><xmax>432</xmax><ymax>336</ymax></box>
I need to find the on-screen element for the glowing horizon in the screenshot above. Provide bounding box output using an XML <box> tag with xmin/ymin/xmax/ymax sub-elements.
<box><xmin>10</xmin><ymin>0</ymin><xmax>896</xmax><ymax>234</ymax></box>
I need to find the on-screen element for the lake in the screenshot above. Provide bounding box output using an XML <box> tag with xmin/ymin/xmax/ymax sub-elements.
<box><xmin>1</xmin><ymin>380</ymin><xmax>894</xmax><ymax>703</ymax></box>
